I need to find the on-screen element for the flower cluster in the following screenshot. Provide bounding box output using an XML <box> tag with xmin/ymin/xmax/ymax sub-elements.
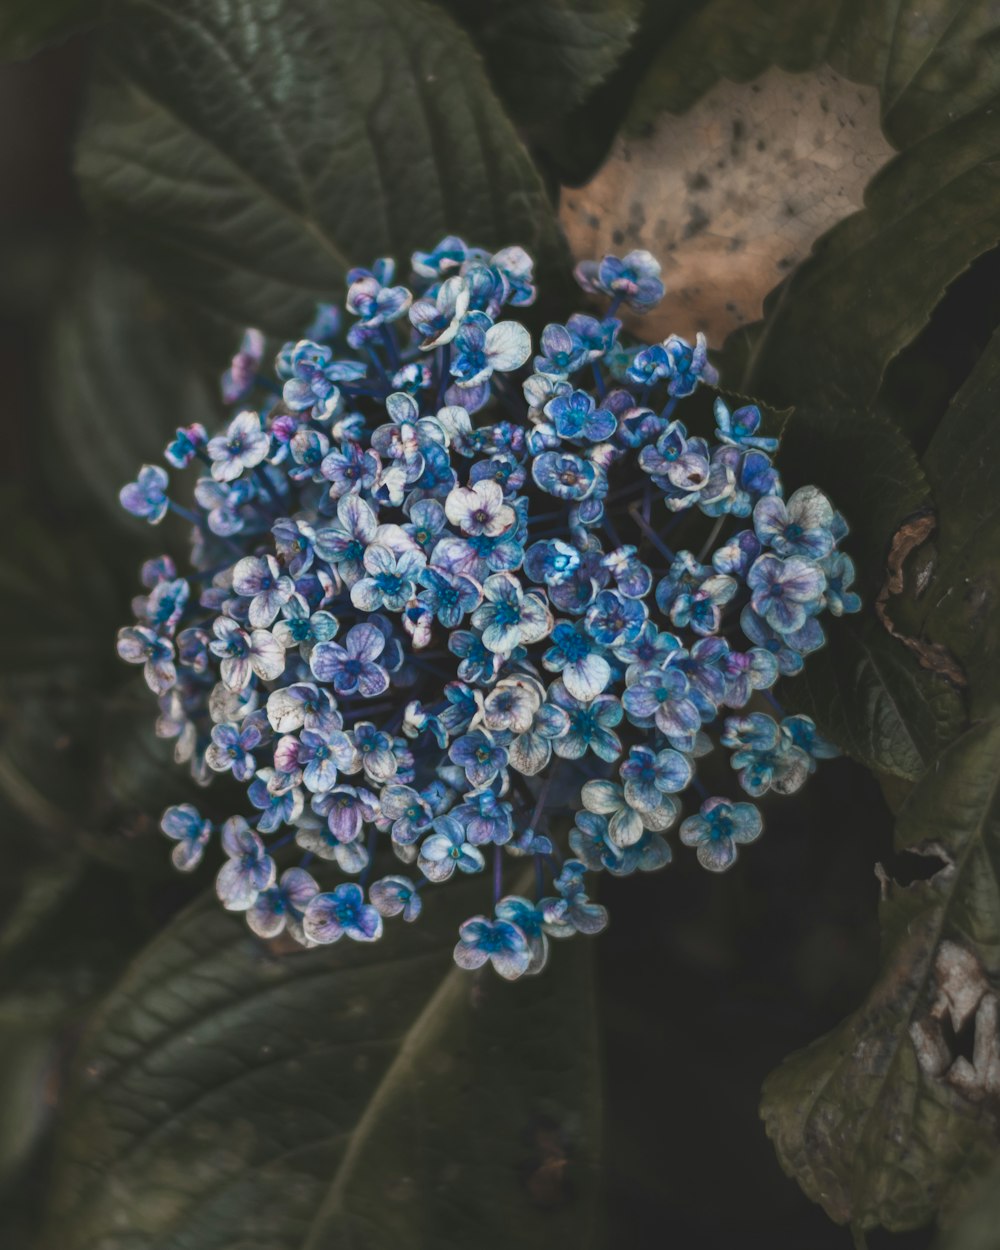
<box><xmin>118</xmin><ymin>241</ymin><xmax>857</xmax><ymax>978</ymax></box>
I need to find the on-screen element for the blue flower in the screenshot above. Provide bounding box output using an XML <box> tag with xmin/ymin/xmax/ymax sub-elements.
<box><xmin>450</xmin><ymin>787</ymin><xmax>514</xmax><ymax>846</ymax></box>
<box><xmin>248</xmin><ymin>770</ymin><xmax>303</xmax><ymax>833</ymax></box>
<box><xmin>532</xmin><ymin>451</ymin><xmax>597</xmax><ymax>500</ymax></box>
<box><xmin>232</xmin><ymin>555</ymin><xmax>295</xmax><ymax>628</ymax></box>
<box><xmin>418</xmin><ymin>815</ymin><xmax>486</xmax><ymax>881</ymax></box>
<box><xmin>160</xmin><ymin>804</ymin><xmax>211</xmax><ymax>871</ymax></box>
<box><xmin>453</xmin><ymin>916</ymin><xmax>532</xmax><ymax>979</ymax></box>
<box><xmin>207</xmin><ymin>411</ymin><xmax>270</xmax><ymax>482</ymax></box>
<box><xmin>379</xmin><ymin>784</ymin><xmax>434</xmax><ymax>845</ymax></box>
<box><xmin>303</xmin><ymin>882</ymin><xmax>383</xmax><ymax>943</ymax></box>
<box><xmin>205</xmin><ymin>720</ymin><xmax>262</xmax><ymax>781</ymax></box>
<box><xmin>444</xmin><ymin>478</ymin><xmax>515</xmax><ymax>537</ymax></box>
<box><xmin>216</xmin><ymin>816</ymin><xmax>276</xmax><ymax>910</ymax></box>
<box><xmin>449</xmin><ymin>729</ymin><xmax>508</xmax><ymax>788</ymax></box>
<box><xmin>350</xmin><ymin>545</ymin><xmax>425</xmax><ymax>613</ymax></box>
<box><xmin>821</xmin><ymin>551</ymin><xmax>862</xmax><ymax>616</ymax></box>
<box><xmin>310</xmin><ymin>622</ymin><xmax>389</xmax><ymax>697</ymax></box>
<box><xmin>524</xmin><ymin>539</ymin><xmax>580</xmax><ymax>586</ymax></box>
<box><xmin>412</xmin><ymin>235</ymin><xmax>469</xmax><ymax>279</ymax></box>
<box><xmin>541</xmin><ymin>860</ymin><xmax>609</xmax><ymax>934</ymax></box>
<box><xmin>622</xmin><ymin>667</ymin><xmax>700</xmax><ymax>750</ymax></box>
<box><xmin>272</xmin><ymin>595</ymin><xmax>339</xmax><ymax>654</ymax></box>
<box><xmin>542</xmin><ymin>621</ymin><xmax>611</xmax><ymax>701</ymax></box>
<box><xmin>544</xmin><ymin>390</ymin><xmax>617</xmax><ymax>443</ymax></box>
<box><xmin>585</xmin><ymin>588</ymin><xmax>646</xmax><ymax>648</ymax></box>
<box><xmin>117</xmin><ymin>626</ymin><xmax>176</xmax><ymax>694</ymax></box>
<box><xmin>713</xmin><ymin>398</ymin><xmax>778</xmax><ymax>452</ymax></box>
<box><xmin>680</xmin><ymin>798</ymin><xmax>762</xmax><ymax>872</ymax></box>
<box><xmin>369</xmin><ymin>875</ymin><xmax>423</xmax><ymax>922</ymax></box>
<box><xmin>310</xmin><ymin>784</ymin><xmax>377</xmax><ymax>846</ymax></box>
<box><xmin>165</xmin><ymin>423</ymin><xmax>208</xmax><ymax>469</ymax></box>
<box><xmin>450</xmin><ymin>318</ymin><xmax>531</xmax><ymax>387</ymax></box>
<box><xmin>533</xmin><ymin>322</ymin><xmax>588</xmax><ymax>378</ymax></box>
<box><xmin>120</xmin><ymin>465</ymin><xmax>169</xmax><ymax>523</ymax></box>
<box><xmin>747</xmin><ymin>554</ymin><xmax>826</xmax><ymax>633</ymax></box>
<box><xmin>619</xmin><ymin>745</ymin><xmax>692</xmax><ymax>811</ymax></box>
<box><xmin>574</xmin><ymin>249</ymin><xmax>664</xmax><ymax>311</ymax></box>
<box><xmin>495</xmin><ymin>896</ymin><xmax>549</xmax><ymax>973</ymax></box>
<box><xmin>551</xmin><ymin>685</ymin><xmax>622</xmax><ymax>762</ymax></box>
<box><xmin>471</xmin><ymin>572</ymin><xmax>552</xmax><ymax>655</ymax></box>
<box><xmin>247</xmin><ymin>867</ymin><xmax>319</xmax><ymax>941</ymax></box>
<box><xmin>754</xmin><ymin>486</ymin><xmax>836</xmax><ymax>560</ymax></box>
<box><xmin>346</xmin><ymin>261</ymin><xmax>411</xmax><ymax>326</ymax></box>
<box><xmin>581</xmin><ymin>777</ymin><xmax>676</xmax><ymax>848</ymax></box>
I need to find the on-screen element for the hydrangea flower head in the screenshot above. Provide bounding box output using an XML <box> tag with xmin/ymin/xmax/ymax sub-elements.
<box><xmin>118</xmin><ymin>240</ymin><xmax>858</xmax><ymax>979</ymax></box>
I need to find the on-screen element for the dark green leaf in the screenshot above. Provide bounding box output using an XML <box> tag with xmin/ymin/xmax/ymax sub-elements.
<box><xmin>935</xmin><ymin>1160</ymin><xmax>1000</xmax><ymax>1250</ymax></box>
<box><xmin>911</xmin><ymin>324</ymin><xmax>1000</xmax><ymax>718</ymax></box>
<box><xmin>48</xmin><ymin>247</ymin><xmax>216</xmax><ymax>522</ymax></box>
<box><xmin>786</xmin><ymin>616</ymin><xmax>963</xmax><ymax>782</ymax></box>
<box><xmin>0</xmin><ymin>0</ymin><xmax>96</xmax><ymax>61</ymax></box>
<box><xmin>45</xmin><ymin>885</ymin><xmax>601</xmax><ymax>1249</ymax></box>
<box><xmin>761</xmin><ymin>719</ymin><xmax>1000</xmax><ymax>1233</ymax></box>
<box><xmin>77</xmin><ymin>0</ymin><xmax>566</xmax><ymax>355</ymax></box>
<box><xmin>441</xmin><ymin>0</ymin><xmax>642</xmax><ymax>128</ymax></box>
<box><xmin>773</xmin><ymin>405</ymin><xmax>965</xmax><ymax>778</ymax></box>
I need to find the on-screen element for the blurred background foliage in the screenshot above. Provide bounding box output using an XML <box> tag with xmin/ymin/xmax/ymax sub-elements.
<box><xmin>2</xmin><ymin>2</ymin><xmax>1000</xmax><ymax>1247</ymax></box>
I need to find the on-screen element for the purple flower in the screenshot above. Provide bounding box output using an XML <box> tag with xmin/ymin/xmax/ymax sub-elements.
<box><xmin>160</xmin><ymin>804</ymin><xmax>211</xmax><ymax>871</ymax></box>
<box><xmin>247</xmin><ymin>867</ymin><xmax>319</xmax><ymax>941</ymax></box>
<box><xmin>117</xmin><ymin>626</ymin><xmax>176</xmax><ymax>694</ymax></box>
<box><xmin>232</xmin><ymin>555</ymin><xmax>295</xmax><ymax>628</ymax></box>
<box><xmin>310</xmin><ymin>622</ymin><xmax>390</xmax><ymax>697</ymax></box>
<box><xmin>747</xmin><ymin>554</ymin><xmax>826</xmax><ymax>634</ymax></box>
<box><xmin>369</xmin><ymin>875</ymin><xmax>423</xmax><ymax>922</ymax></box>
<box><xmin>205</xmin><ymin>720</ymin><xmax>262</xmax><ymax>781</ymax></box>
<box><xmin>207</xmin><ymin>411</ymin><xmax>270</xmax><ymax>482</ymax></box>
<box><xmin>453</xmin><ymin>916</ymin><xmax>531</xmax><ymax>980</ymax></box>
<box><xmin>418</xmin><ymin>815</ymin><xmax>486</xmax><ymax>881</ymax></box>
<box><xmin>216</xmin><ymin>816</ymin><xmax>276</xmax><ymax>910</ymax></box>
<box><xmin>303</xmin><ymin>882</ymin><xmax>383</xmax><ymax>943</ymax></box>
<box><xmin>680</xmin><ymin>798</ymin><xmax>762</xmax><ymax>872</ymax></box>
<box><xmin>120</xmin><ymin>465</ymin><xmax>169</xmax><ymax>523</ymax></box>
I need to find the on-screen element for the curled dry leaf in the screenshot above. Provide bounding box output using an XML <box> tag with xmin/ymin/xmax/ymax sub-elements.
<box><xmin>560</xmin><ymin>65</ymin><xmax>895</xmax><ymax>346</ymax></box>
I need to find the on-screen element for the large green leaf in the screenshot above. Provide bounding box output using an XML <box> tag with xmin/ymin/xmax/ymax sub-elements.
<box><xmin>44</xmin><ymin>886</ymin><xmax>601</xmax><ymax>1249</ymax></box>
<box><xmin>77</xmin><ymin>0</ymin><xmax>566</xmax><ymax>355</ymax></box>
<box><xmin>761</xmin><ymin>719</ymin><xmax>1000</xmax><ymax>1233</ymax></box>
<box><xmin>48</xmin><ymin>248</ymin><xmax>216</xmax><ymax>522</ymax></box>
<box><xmin>774</xmin><ymin>404</ymin><xmax>965</xmax><ymax>779</ymax></box>
<box><xmin>0</xmin><ymin>0</ymin><xmax>96</xmax><ymax>60</ymax></box>
<box><xmin>440</xmin><ymin>0</ymin><xmax>642</xmax><ymax>129</ymax></box>
<box><xmin>908</xmin><ymin>323</ymin><xmax>1000</xmax><ymax>719</ymax></box>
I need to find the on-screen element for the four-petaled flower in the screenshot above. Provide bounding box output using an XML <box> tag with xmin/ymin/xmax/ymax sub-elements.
<box><xmin>680</xmin><ymin>797</ymin><xmax>762</xmax><ymax>872</ymax></box>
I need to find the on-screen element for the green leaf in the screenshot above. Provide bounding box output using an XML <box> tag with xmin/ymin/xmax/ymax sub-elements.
<box><xmin>48</xmin><ymin>247</ymin><xmax>216</xmax><ymax>522</ymax></box>
<box><xmin>0</xmin><ymin>0</ymin><xmax>96</xmax><ymax>61</ymax></box>
<box><xmin>761</xmin><ymin>719</ymin><xmax>1000</xmax><ymax>1233</ymax></box>
<box><xmin>44</xmin><ymin>886</ymin><xmax>601</xmax><ymax>1249</ymax></box>
<box><xmin>910</xmin><ymin>324</ymin><xmax>1000</xmax><ymax>719</ymax></box>
<box><xmin>77</xmin><ymin>0</ymin><xmax>566</xmax><ymax>355</ymax></box>
<box><xmin>787</xmin><ymin>616</ymin><xmax>963</xmax><ymax>782</ymax></box>
<box><xmin>441</xmin><ymin>0</ymin><xmax>642</xmax><ymax>128</ymax></box>
<box><xmin>935</xmin><ymin>1159</ymin><xmax>1000</xmax><ymax>1250</ymax></box>
<box><xmin>771</xmin><ymin>405</ymin><xmax>966</xmax><ymax>778</ymax></box>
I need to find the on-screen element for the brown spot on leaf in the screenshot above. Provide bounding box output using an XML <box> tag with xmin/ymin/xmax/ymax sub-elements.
<box><xmin>876</xmin><ymin>512</ymin><xmax>967</xmax><ymax>686</ymax></box>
